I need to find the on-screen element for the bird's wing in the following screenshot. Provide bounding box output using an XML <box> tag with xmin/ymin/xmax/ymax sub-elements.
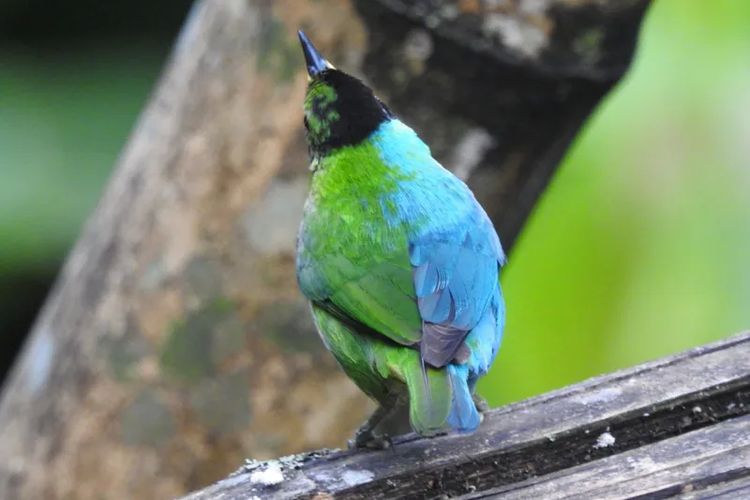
<box><xmin>409</xmin><ymin>199</ymin><xmax>504</xmax><ymax>367</ymax></box>
<box><xmin>297</xmin><ymin>237</ymin><xmax>423</xmax><ymax>346</ymax></box>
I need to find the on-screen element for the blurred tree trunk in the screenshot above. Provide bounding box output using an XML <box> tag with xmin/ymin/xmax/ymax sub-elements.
<box><xmin>0</xmin><ymin>0</ymin><xmax>648</xmax><ymax>498</ymax></box>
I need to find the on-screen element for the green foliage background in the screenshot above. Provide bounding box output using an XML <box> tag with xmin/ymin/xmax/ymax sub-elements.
<box><xmin>481</xmin><ymin>0</ymin><xmax>750</xmax><ymax>405</ymax></box>
<box><xmin>0</xmin><ymin>46</ymin><xmax>164</xmax><ymax>273</ymax></box>
<box><xmin>1</xmin><ymin>0</ymin><xmax>748</xmax><ymax>404</ymax></box>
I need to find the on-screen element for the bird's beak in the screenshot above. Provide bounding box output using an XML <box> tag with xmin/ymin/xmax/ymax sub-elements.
<box><xmin>298</xmin><ymin>30</ymin><xmax>333</xmax><ymax>79</ymax></box>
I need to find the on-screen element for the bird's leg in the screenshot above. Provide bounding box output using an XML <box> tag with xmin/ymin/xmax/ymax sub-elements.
<box><xmin>348</xmin><ymin>404</ymin><xmax>396</xmax><ymax>450</ymax></box>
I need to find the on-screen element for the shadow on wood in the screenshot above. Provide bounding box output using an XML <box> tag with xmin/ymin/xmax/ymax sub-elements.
<box><xmin>184</xmin><ymin>332</ymin><xmax>750</xmax><ymax>499</ymax></box>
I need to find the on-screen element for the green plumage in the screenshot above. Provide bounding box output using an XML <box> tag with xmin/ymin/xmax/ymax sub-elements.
<box><xmin>310</xmin><ymin>305</ymin><xmax>453</xmax><ymax>436</ymax></box>
<box><xmin>300</xmin><ymin>142</ymin><xmax>422</xmax><ymax>345</ymax></box>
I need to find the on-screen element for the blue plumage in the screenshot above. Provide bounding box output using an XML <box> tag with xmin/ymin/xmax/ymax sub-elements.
<box><xmin>447</xmin><ymin>364</ymin><xmax>481</xmax><ymax>431</ymax></box>
<box><xmin>372</xmin><ymin>120</ymin><xmax>505</xmax><ymax>370</ymax></box>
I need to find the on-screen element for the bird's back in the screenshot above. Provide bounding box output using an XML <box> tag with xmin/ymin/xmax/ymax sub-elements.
<box><xmin>297</xmin><ymin>119</ymin><xmax>504</xmax><ymax>367</ymax></box>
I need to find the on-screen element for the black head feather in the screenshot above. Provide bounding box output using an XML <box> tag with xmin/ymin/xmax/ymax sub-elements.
<box><xmin>304</xmin><ymin>69</ymin><xmax>393</xmax><ymax>157</ymax></box>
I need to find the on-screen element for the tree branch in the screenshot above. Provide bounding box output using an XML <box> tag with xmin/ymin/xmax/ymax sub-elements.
<box><xmin>356</xmin><ymin>0</ymin><xmax>650</xmax><ymax>247</ymax></box>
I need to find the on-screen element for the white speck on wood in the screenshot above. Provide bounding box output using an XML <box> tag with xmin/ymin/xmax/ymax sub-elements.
<box><xmin>594</xmin><ymin>431</ymin><xmax>616</xmax><ymax>449</ymax></box>
<box><xmin>249</xmin><ymin>463</ymin><xmax>284</xmax><ymax>486</ymax></box>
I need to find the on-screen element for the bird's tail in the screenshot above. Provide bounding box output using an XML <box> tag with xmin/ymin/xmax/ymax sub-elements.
<box><xmin>402</xmin><ymin>358</ymin><xmax>481</xmax><ymax>436</ymax></box>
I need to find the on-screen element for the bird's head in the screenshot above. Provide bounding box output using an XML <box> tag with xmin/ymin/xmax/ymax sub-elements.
<box><xmin>298</xmin><ymin>30</ymin><xmax>392</xmax><ymax>159</ymax></box>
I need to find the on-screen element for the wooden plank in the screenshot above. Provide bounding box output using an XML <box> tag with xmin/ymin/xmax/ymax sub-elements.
<box><xmin>474</xmin><ymin>415</ymin><xmax>750</xmax><ymax>499</ymax></box>
<box><xmin>183</xmin><ymin>331</ymin><xmax>750</xmax><ymax>499</ymax></box>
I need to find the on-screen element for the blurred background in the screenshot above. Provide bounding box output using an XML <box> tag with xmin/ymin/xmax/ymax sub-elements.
<box><xmin>1</xmin><ymin>0</ymin><xmax>749</xmax><ymax>407</ymax></box>
<box><xmin>0</xmin><ymin>0</ymin><xmax>191</xmax><ymax>381</ymax></box>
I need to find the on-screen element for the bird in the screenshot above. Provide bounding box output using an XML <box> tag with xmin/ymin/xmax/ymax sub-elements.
<box><xmin>295</xmin><ymin>30</ymin><xmax>506</xmax><ymax>449</ymax></box>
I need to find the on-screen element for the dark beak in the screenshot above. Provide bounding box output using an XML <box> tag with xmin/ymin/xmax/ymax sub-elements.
<box><xmin>298</xmin><ymin>30</ymin><xmax>328</xmax><ymax>77</ymax></box>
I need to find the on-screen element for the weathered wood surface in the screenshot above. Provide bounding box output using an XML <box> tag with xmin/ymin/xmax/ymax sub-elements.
<box><xmin>184</xmin><ymin>331</ymin><xmax>750</xmax><ymax>499</ymax></box>
<box><xmin>479</xmin><ymin>416</ymin><xmax>750</xmax><ymax>499</ymax></box>
<box><xmin>0</xmin><ymin>0</ymin><xmax>650</xmax><ymax>498</ymax></box>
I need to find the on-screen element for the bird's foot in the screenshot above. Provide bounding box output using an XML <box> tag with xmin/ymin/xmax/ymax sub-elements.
<box><xmin>348</xmin><ymin>431</ymin><xmax>392</xmax><ymax>450</ymax></box>
<box><xmin>473</xmin><ymin>394</ymin><xmax>490</xmax><ymax>413</ymax></box>
<box><xmin>348</xmin><ymin>402</ymin><xmax>398</xmax><ymax>450</ymax></box>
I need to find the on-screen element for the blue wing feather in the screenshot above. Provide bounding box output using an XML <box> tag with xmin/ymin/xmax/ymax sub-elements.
<box><xmin>369</xmin><ymin>119</ymin><xmax>506</xmax><ymax>368</ymax></box>
<box><xmin>409</xmin><ymin>201</ymin><xmax>503</xmax><ymax>367</ymax></box>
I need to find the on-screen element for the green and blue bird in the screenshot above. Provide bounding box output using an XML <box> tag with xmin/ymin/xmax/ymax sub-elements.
<box><xmin>295</xmin><ymin>31</ymin><xmax>506</xmax><ymax>448</ymax></box>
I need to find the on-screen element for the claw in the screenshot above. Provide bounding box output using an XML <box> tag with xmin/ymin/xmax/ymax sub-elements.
<box><xmin>348</xmin><ymin>433</ymin><xmax>392</xmax><ymax>450</ymax></box>
<box><xmin>348</xmin><ymin>403</ymin><xmax>399</xmax><ymax>450</ymax></box>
